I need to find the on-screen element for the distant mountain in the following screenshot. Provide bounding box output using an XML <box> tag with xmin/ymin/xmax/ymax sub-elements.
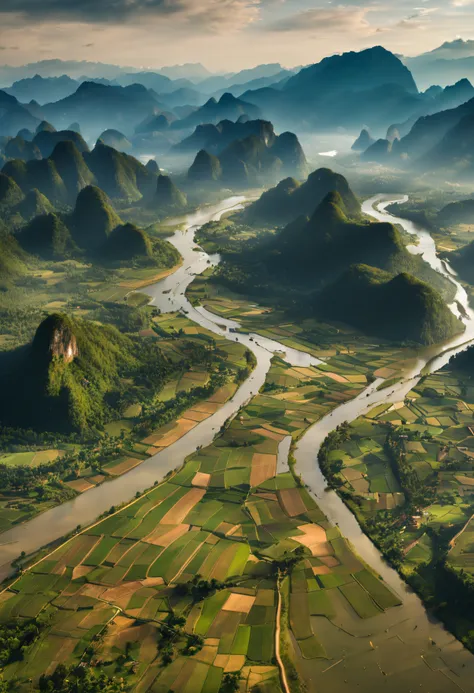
<box><xmin>153</xmin><ymin>175</ymin><xmax>187</xmax><ymax>212</ymax></box>
<box><xmin>242</xmin><ymin>47</ymin><xmax>419</xmax><ymax>130</ymax></box>
<box><xmin>198</xmin><ymin>64</ymin><xmax>290</xmax><ymax>93</ymax></box>
<box><xmin>41</xmin><ymin>81</ymin><xmax>166</xmax><ymax>133</ymax></box>
<box><xmin>0</xmin><ymin>90</ymin><xmax>41</xmax><ymax>137</ymax></box>
<box><xmin>115</xmin><ymin>71</ymin><xmax>196</xmax><ymax>95</ymax></box>
<box><xmin>4</xmin><ymin>75</ymin><xmax>79</xmax><ymax>105</ymax></box>
<box><xmin>188</xmin><ymin>150</ymin><xmax>222</xmax><ymax>183</ymax></box>
<box><xmin>352</xmin><ymin>129</ymin><xmax>375</xmax><ymax>151</ymax></box>
<box><xmin>437</xmin><ymin>199</ymin><xmax>474</xmax><ymax>226</ymax></box>
<box><xmin>4</xmin><ymin>136</ymin><xmax>41</xmax><ymax>162</ymax></box>
<box><xmin>84</xmin><ymin>143</ymin><xmax>157</xmax><ymax>200</ymax></box>
<box><xmin>162</xmin><ymin>87</ymin><xmax>204</xmax><ymax>108</ymax></box>
<box><xmin>361</xmin><ymin>138</ymin><xmax>393</xmax><ymax>163</ymax></box>
<box><xmin>405</xmin><ymin>41</ymin><xmax>474</xmax><ymax>88</ymax></box>
<box><xmin>187</xmin><ymin>128</ymin><xmax>307</xmax><ymax>186</ymax></box>
<box><xmin>175</xmin><ymin>118</ymin><xmax>278</xmax><ymax>155</ymax></box>
<box><xmin>2</xmin><ymin>140</ymin><xmax>158</xmax><ymax>204</ymax></box>
<box><xmin>32</xmin><ymin>128</ymin><xmax>89</xmax><ymax>158</ymax></box>
<box><xmin>447</xmin><ymin>235</ymin><xmax>474</xmax><ymax>283</ymax></box>
<box><xmin>245</xmin><ymin>168</ymin><xmax>360</xmax><ymax>225</ymax></box>
<box><xmin>173</xmin><ymin>93</ymin><xmax>261</xmax><ymax>130</ymax></box>
<box><xmin>0</xmin><ymin>59</ymin><xmax>152</xmax><ymax>84</ymax></box>
<box><xmin>97</xmin><ymin>129</ymin><xmax>133</xmax><ymax>152</ymax></box>
<box><xmin>211</xmin><ymin>71</ymin><xmax>292</xmax><ymax>100</ymax></box>
<box><xmin>316</xmin><ymin>264</ymin><xmax>462</xmax><ymax>345</ymax></box>
<box><xmin>157</xmin><ymin>63</ymin><xmax>213</xmax><ymax>82</ymax></box>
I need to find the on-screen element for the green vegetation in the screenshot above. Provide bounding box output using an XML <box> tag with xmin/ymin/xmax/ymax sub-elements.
<box><xmin>244</xmin><ymin>167</ymin><xmax>361</xmax><ymax>225</ymax></box>
<box><xmin>317</xmin><ymin>264</ymin><xmax>462</xmax><ymax>345</ymax></box>
<box><xmin>19</xmin><ymin>214</ymin><xmax>77</xmax><ymax>260</ymax></box>
<box><xmin>318</xmin><ymin>347</ymin><xmax>474</xmax><ymax>648</ymax></box>
<box><xmin>0</xmin><ymin>346</ymin><xmax>402</xmax><ymax>692</ymax></box>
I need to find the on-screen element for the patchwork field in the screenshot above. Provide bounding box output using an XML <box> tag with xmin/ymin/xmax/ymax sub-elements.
<box><xmin>0</xmin><ymin>312</ymin><xmax>249</xmax><ymax>536</ymax></box>
<box><xmin>0</xmin><ymin>354</ymin><xmax>406</xmax><ymax>693</ymax></box>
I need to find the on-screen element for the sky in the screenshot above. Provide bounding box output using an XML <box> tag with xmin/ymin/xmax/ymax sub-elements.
<box><xmin>0</xmin><ymin>0</ymin><xmax>474</xmax><ymax>72</ymax></box>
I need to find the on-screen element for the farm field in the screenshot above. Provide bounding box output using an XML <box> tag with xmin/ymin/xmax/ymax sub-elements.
<box><xmin>0</xmin><ymin>312</ymin><xmax>249</xmax><ymax>536</ymax></box>
<box><xmin>320</xmin><ymin>362</ymin><xmax>474</xmax><ymax>648</ymax></box>
<box><xmin>0</xmin><ymin>353</ymin><xmax>408</xmax><ymax>693</ymax></box>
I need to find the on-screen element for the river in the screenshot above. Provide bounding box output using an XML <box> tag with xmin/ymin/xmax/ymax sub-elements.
<box><xmin>1</xmin><ymin>192</ymin><xmax>474</xmax><ymax>687</ymax></box>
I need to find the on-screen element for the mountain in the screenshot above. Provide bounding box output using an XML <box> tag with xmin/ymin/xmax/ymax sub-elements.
<box><xmin>157</xmin><ymin>63</ymin><xmax>213</xmax><ymax>82</ymax></box>
<box><xmin>0</xmin><ymin>235</ymin><xmax>28</xmax><ymax>290</ymax></box>
<box><xmin>361</xmin><ymin>138</ymin><xmax>393</xmax><ymax>163</ymax></box>
<box><xmin>115</xmin><ymin>71</ymin><xmax>186</xmax><ymax>94</ymax></box>
<box><xmin>32</xmin><ymin>129</ymin><xmax>90</xmax><ymax>158</ymax></box>
<box><xmin>173</xmin><ymin>93</ymin><xmax>261</xmax><ymax>130</ymax></box>
<box><xmin>0</xmin><ymin>59</ymin><xmax>151</xmax><ymax>83</ymax></box>
<box><xmin>174</xmin><ymin>118</ymin><xmax>276</xmax><ymax>155</ymax></box>
<box><xmin>48</xmin><ymin>141</ymin><xmax>95</xmax><ymax>202</ymax></box>
<box><xmin>246</xmin><ymin>190</ymin><xmax>455</xmax><ymax>305</ymax></box>
<box><xmin>70</xmin><ymin>185</ymin><xmax>122</xmax><ymax>252</ymax></box>
<box><xmin>0</xmin><ymin>172</ymin><xmax>25</xmax><ymax>210</ymax></box>
<box><xmin>16</xmin><ymin>188</ymin><xmax>54</xmax><ymax>220</ymax></box>
<box><xmin>162</xmin><ymin>88</ymin><xmax>204</xmax><ymax>108</ymax></box>
<box><xmin>36</xmin><ymin>120</ymin><xmax>57</xmax><ymax>134</ymax></box>
<box><xmin>188</xmin><ymin>150</ymin><xmax>222</xmax><ymax>183</ymax></box>
<box><xmin>245</xmin><ymin>168</ymin><xmax>360</xmax><ymax>225</ymax></box>
<box><xmin>187</xmin><ymin>129</ymin><xmax>307</xmax><ymax>187</ymax></box>
<box><xmin>4</xmin><ymin>136</ymin><xmax>41</xmax><ymax>161</ymax></box>
<box><xmin>417</xmin><ymin>111</ymin><xmax>474</xmax><ymax>172</ymax></box>
<box><xmin>41</xmin><ymin>81</ymin><xmax>166</xmax><ymax>133</ymax></box>
<box><xmin>0</xmin><ymin>313</ymin><xmax>138</xmax><ymax>432</ymax></box>
<box><xmin>198</xmin><ymin>64</ymin><xmax>290</xmax><ymax>93</ymax></box>
<box><xmin>0</xmin><ymin>90</ymin><xmax>41</xmax><ymax>137</ymax></box>
<box><xmin>4</xmin><ymin>75</ymin><xmax>79</xmax><ymax>105</ymax></box>
<box><xmin>18</xmin><ymin>212</ymin><xmax>77</xmax><ymax>259</ymax></box>
<box><xmin>84</xmin><ymin>142</ymin><xmax>157</xmax><ymax>201</ymax></box>
<box><xmin>2</xmin><ymin>157</ymin><xmax>68</xmax><ymax>203</ymax></box>
<box><xmin>317</xmin><ymin>264</ymin><xmax>462</xmax><ymax>345</ymax></box>
<box><xmin>447</xmin><ymin>236</ymin><xmax>474</xmax><ymax>283</ymax></box>
<box><xmin>135</xmin><ymin>113</ymin><xmax>175</xmax><ymax>134</ymax></box>
<box><xmin>153</xmin><ymin>175</ymin><xmax>187</xmax><ymax>211</ymax></box>
<box><xmin>438</xmin><ymin>199</ymin><xmax>474</xmax><ymax>226</ymax></box>
<box><xmin>352</xmin><ymin>129</ymin><xmax>375</xmax><ymax>151</ymax></box>
<box><xmin>2</xmin><ymin>140</ymin><xmax>157</xmax><ymax>203</ymax></box>
<box><xmin>405</xmin><ymin>41</ymin><xmax>474</xmax><ymax>88</ymax></box>
<box><xmin>104</xmin><ymin>223</ymin><xmax>153</xmax><ymax>261</ymax></box>
<box><xmin>242</xmin><ymin>47</ymin><xmax>419</xmax><ymax>130</ymax></box>
<box><xmin>97</xmin><ymin>129</ymin><xmax>133</xmax><ymax>152</ymax></box>
<box><xmin>263</xmin><ymin>191</ymin><xmax>408</xmax><ymax>285</ymax></box>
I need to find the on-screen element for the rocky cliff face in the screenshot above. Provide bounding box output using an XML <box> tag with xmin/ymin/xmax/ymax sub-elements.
<box><xmin>32</xmin><ymin>314</ymin><xmax>79</xmax><ymax>363</ymax></box>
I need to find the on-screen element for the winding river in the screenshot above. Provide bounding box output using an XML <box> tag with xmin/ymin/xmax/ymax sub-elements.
<box><xmin>1</xmin><ymin>192</ymin><xmax>474</xmax><ymax>685</ymax></box>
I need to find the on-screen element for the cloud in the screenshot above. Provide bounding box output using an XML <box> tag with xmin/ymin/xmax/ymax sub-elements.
<box><xmin>266</xmin><ymin>6</ymin><xmax>374</xmax><ymax>35</ymax></box>
<box><xmin>0</xmin><ymin>0</ymin><xmax>260</xmax><ymax>32</ymax></box>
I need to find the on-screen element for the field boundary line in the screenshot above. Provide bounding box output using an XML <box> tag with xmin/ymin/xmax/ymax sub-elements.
<box><xmin>276</xmin><ymin>572</ymin><xmax>291</xmax><ymax>693</ymax></box>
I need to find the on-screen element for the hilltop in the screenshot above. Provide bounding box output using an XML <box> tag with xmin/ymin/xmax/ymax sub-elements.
<box><xmin>316</xmin><ymin>264</ymin><xmax>462</xmax><ymax>345</ymax></box>
<box><xmin>245</xmin><ymin>168</ymin><xmax>360</xmax><ymax>225</ymax></box>
<box><xmin>0</xmin><ymin>314</ymin><xmax>140</xmax><ymax>432</ymax></box>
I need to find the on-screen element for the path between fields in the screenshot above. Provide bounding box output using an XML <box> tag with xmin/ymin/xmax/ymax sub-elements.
<box><xmin>276</xmin><ymin>573</ymin><xmax>291</xmax><ymax>693</ymax></box>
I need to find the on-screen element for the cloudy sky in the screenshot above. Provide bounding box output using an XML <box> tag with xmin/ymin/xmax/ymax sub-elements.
<box><xmin>0</xmin><ymin>0</ymin><xmax>473</xmax><ymax>71</ymax></box>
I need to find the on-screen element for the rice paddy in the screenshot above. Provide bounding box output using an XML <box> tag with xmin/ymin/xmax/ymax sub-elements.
<box><xmin>0</xmin><ymin>352</ymin><xmax>408</xmax><ymax>692</ymax></box>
